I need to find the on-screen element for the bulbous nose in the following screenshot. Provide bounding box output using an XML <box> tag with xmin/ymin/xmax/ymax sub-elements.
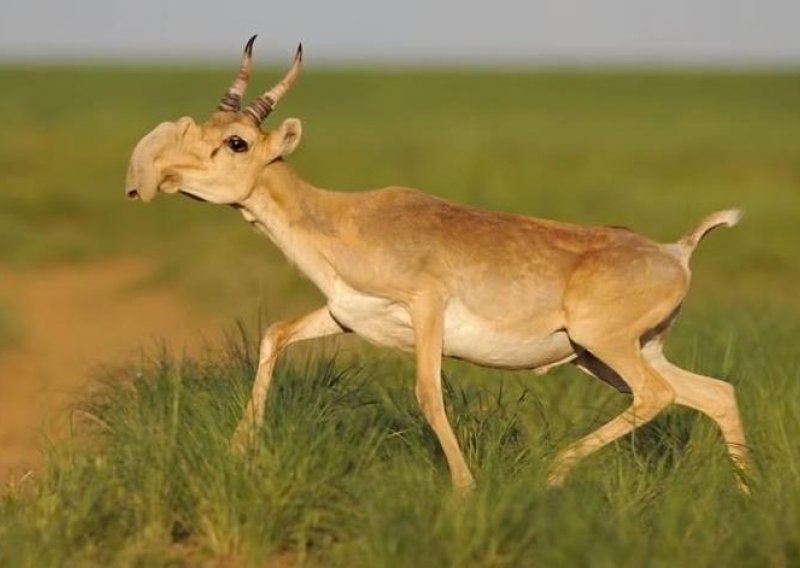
<box><xmin>125</xmin><ymin>119</ymin><xmax>188</xmax><ymax>204</ymax></box>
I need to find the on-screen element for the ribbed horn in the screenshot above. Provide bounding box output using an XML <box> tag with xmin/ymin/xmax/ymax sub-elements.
<box><xmin>217</xmin><ymin>35</ymin><xmax>257</xmax><ymax>112</ymax></box>
<box><xmin>243</xmin><ymin>43</ymin><xmax>303</xmax><ymax>125</ymax></box>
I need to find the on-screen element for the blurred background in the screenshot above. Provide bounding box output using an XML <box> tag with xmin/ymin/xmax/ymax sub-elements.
<box><xmin>2</xmin><ymin>0</ymin><xmax>799</xmax><ymax>65</ymax></box>
<box><xmin>0</xmin><ymin>0</ymin><xmax>798</xmax><ymax>476</ymax></box>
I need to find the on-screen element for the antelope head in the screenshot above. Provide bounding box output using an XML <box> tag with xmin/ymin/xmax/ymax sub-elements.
<box><xmin>125</xmin><ymin>36</ymin><xmax>304</xmax><ymax>205</ymax></box>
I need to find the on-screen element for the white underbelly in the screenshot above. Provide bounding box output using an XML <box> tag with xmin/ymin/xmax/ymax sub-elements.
<box><xmin>443</xmin><ymin>302</ymin><xmax>574</xmax><ymax>369</ymax></box>
<box><xmin>327</xmin><ymin>285</ymin><xmax>575</xmax><ymax>371</ymax></box>
<box><xmin>329</xmin><ymin>292</ymin><xmax>416</xmax><ymax>351</ymax></box>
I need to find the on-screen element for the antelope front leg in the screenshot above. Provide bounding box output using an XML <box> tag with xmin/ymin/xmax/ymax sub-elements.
<box><xmin>231</xmin><ymin>307</ymin><xmax>346</xmax><ymax>452</ymax></box>
<box><xmin>410</xmin><ymin>295</ymin><xmax>475</xmax><ymax>493</ymax></box>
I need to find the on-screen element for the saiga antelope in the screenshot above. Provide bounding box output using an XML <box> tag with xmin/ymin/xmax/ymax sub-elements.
<box><xmin>125</xmin><ymin>37</ymin><xmax>749</xmax><ymax>492</ymax></box>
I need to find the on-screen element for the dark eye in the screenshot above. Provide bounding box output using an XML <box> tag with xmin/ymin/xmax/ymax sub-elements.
<box><xmin>226</xmin><ymin>135</ymin><xmax>249</xmax><ymax>153</ymax></box>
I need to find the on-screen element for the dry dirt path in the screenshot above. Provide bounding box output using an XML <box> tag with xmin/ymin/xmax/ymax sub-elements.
<box><xmin>0</xmin><ymin>258</ymin><xmax>218</xmax><ymax>480</ymax></box>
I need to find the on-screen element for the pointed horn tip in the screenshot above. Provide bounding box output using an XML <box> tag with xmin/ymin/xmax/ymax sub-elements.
<box><xmin>295</xmin><ymin>43</ymin><xmax>303</xmax><ymax>60</ymax></box>
<box><xmin>244</xmin><ymin>35</ymin><xmax>257</xmax><ymax>56</ymax></box>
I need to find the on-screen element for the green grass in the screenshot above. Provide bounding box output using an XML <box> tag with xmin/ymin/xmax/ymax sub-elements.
<box><xmin>1</xmin><ymin>65</ymin><xmax>799</xmax><ymax>565</ymax></box>
<box><xmin>1</xmin><ymin>312</ymin><xmax>798</xmax><ymax>567</ymax></box>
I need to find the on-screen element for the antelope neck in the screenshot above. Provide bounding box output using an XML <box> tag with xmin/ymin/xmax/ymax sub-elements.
<box><xmin>237</xmin><ymin>160</ymin><xmax>341</xmax><ymax>275</ymax></box>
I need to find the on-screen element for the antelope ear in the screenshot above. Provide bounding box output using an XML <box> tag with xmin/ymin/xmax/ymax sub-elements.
<box><xmin>271</xmin><ymin>117</ymin><xmax>302</xmax><ymax>158</ymax></box>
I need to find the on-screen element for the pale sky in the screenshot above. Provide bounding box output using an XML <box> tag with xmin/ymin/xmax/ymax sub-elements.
<box><xmin>1</xmin><ymin>0</ymin><xmax>799</xmax><ymax>65</ymax></box>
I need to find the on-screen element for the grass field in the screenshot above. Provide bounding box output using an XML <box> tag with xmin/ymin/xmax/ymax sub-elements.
<box><xmin>0</xmin><ymin>65</ymin><xmax>799</xmax><ymax>566</ymax></box>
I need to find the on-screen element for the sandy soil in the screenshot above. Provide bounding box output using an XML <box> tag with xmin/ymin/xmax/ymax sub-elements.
<box><xmin>0</xmin><ymin>258</ymin><xmax>218</xmax><ymax>480</ymax></box>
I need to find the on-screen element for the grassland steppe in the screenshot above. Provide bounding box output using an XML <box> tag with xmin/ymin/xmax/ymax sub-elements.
<box><xmin>0</xmin><ymin>65</ymin><xmax>798</xmax><ymax>566</ymax></box>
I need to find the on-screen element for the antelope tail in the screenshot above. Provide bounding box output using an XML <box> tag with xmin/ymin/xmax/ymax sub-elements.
<box><xmin>677</xmin><ymin>208</ymin><xmax>742</xmax><ymax>258</ymax></box>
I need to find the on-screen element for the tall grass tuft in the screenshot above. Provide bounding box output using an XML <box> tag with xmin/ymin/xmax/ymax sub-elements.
<box><xmin>2</xmin><ymin>311</ymin><xmax>799</xmax><ymax>566</ymax></box>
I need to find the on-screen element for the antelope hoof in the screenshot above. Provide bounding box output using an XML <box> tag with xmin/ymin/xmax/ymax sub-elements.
<box><xmin>453</xmin><ymin>473</ymin><xmax>476</xmax><ymax>496</ymax></box>
<box><xmin>546</xmin><ymin>470</ymin><xmax>567</xmax><ymax>489</ymax></box>
<box><xmin>735</xmin><ymin>475</ymin><xmax>752</xmax><ymax>496</ymax></box>
<box><xmin>230</xmin><ymin>421</ymin><xmax>258</xmax><ymax>455</ymax></box>
<box><xmin>546</xmin><ymin>459</ymin><xmax>573</xmax><ymax>489</ymax></box>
